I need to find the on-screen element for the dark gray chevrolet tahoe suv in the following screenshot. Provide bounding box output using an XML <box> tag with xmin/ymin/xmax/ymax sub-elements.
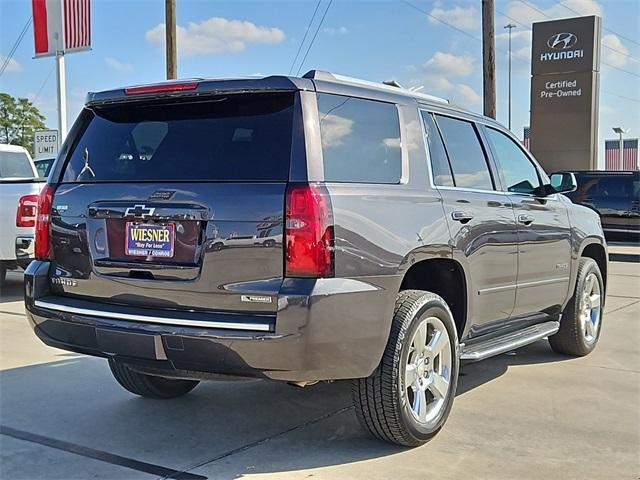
<box><xmin>25</xmin><ymin>71</ymin><xmax>607</xmax><ymax>446</ymax></box>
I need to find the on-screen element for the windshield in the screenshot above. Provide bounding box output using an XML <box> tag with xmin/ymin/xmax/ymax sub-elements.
<box><xmin>35</xmin><ymin>158</ymin><xmax>54</xmax><ymax>177</ymax></box>
<box><xmin>60</xmin><ymin>93</ymin><xmax>295</xmax><ymax>183</ymax></box>
<box><xmin>0</xmin><ymin>151</ymin><xmax>36</xmax><ymax>179</ymax></box>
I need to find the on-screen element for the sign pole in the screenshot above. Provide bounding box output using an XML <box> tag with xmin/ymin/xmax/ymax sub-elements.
<box><xmin>33</xmin><ymin>0</ymin><xmax>91</xmax><ymax>146</ymax></box>
<box><xmin>55</xmin><ymin>51</ymin><xmax>67</xmax><ymax>143</ymax></box>
<box><xmin>54</xmin><ymin>31</ymin><xmax>67</xmax><ymax>144</ymax></box>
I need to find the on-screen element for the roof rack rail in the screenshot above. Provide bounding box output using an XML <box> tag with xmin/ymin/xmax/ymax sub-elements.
<box><xmin>302</xmin><ymin>70</ymin><xmax>449</xmax><ymax>105</ymax></box>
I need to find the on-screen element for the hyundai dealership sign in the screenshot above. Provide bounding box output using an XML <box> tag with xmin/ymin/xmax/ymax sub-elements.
<box><xmin>530</xmin><ymin>16</ymin><xmax>601</xmax><ymax>172</ymax></box>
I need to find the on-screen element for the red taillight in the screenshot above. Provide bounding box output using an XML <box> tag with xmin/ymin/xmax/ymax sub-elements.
<box><xmin>35</xmin><ymin>184</ymin><xmax>55</xmax><ymax>260</ymax></box>
<box><xmin>124</xmin><ymin>82</ymin><xmax>198</xmax><ymax>95</ymax></box>
<box><xmin>16</xmin><ymin>194</ymin><xmax>39</xmax><ymax>227</ymax></box>
<box><xmin>285</xmin><ymin>183</ymin><xmax>334</xmax><ymax>278</ymax></box>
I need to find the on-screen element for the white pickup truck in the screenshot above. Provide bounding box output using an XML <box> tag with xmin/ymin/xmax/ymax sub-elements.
<box><xmin>0</xmin><ymin>144</ymin><xmax>46</xmax><ymax>286</ymax></box>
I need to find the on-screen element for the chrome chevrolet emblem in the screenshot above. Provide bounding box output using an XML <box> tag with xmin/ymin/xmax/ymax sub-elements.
<box><xmin>124</xmin><ymin>204</ymin><xmax>155</xmax><ymax>219</ymax></box>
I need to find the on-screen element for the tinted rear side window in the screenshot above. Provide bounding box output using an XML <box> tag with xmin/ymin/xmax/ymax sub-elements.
<box><xmin>0</xmin><ymin>151</ymin><xmax>35</xmax><ymax>179</ymax></box>
<box><xmin>317</xmin><ymin>93</ymin><xmax>401</xmax><ymax>183</ymax></box>
<box><xmin>435</xmin><ymin>115</ymin><xmax>494</xmax><ymax>191</ymax></box>
<box><xmin>61</xmin><ymin>93</ymin><xmax>294</xmax><ymax>182</ymax></box>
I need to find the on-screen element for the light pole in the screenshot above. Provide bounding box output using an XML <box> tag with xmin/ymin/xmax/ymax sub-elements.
<box><xmin>613</xmin><ymin>127</ymin><xmax>628</xmax><ymax>171</ymax></box>
<box><xmin>504</xmin><ymin>24</ymin><xmax>517</xmax><ymax>130</ymax></box>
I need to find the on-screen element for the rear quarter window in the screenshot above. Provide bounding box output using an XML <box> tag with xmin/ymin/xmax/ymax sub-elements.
<box><xmin>317</xmin><ymin>93</ymin><xmax>402</xmax><ymax>184</ymax></box>
<box><xmin>60</xmin><ymin>93</ymin><xmax>295</xmax><ymax>183</ymax></box>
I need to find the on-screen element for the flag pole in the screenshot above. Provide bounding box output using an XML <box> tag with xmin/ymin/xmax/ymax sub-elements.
<box><xmin>55</xmin><ymin>5</ymin><xmax>67</xmax><ymax>145</ymax></box>
<box><xmin>55</xmin><ymin>47</ymin><xmax>67</xmax><ymax>144</ymax></box>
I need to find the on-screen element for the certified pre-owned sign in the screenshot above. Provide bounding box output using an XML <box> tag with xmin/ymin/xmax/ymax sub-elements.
<box><xmin>530</xmin><ymin>15</ymin><xmax>601</xmax><ymax>173</ymax></box>
<box><xmin>540</xmin><ymin>32</ymin><xmax>583</xmax><ymax>62</ymax></box>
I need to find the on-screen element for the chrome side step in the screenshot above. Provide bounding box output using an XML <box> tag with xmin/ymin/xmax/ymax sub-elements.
<box><xmin>460</xmin><ymin>321</ymin><xmax>559</xmax><ymax>362</ymax></box>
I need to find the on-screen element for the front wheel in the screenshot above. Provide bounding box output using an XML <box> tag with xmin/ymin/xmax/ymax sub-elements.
<box><xmin>108</xmin><ymin>359</ymin><xmax>199</xmax><ymax>399</ymax></box>
<box><xmin>549</xmin><ymin>257</ymin><xmax>604</xmax><ymax>356</ymax></box>
<box><xmin>352</xmin><ymin>290</ymin><xmax>459</xmax><ymax>446</ymax></box>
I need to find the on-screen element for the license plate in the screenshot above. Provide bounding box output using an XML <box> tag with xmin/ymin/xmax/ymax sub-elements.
<box><xmin>125</xmin><ymin>223</ymin><xmax>174</xmax><ymax>258</ymax></box>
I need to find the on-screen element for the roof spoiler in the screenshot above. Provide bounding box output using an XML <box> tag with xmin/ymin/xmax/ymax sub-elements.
<box><xmin>303</xmin><ymin>70</ymin><xmax>449</xmax><ymax>104</ymax></box>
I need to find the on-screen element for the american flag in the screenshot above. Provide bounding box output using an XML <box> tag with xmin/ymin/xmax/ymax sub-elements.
<box><xmin>522</xmin><ymin>126</ymin><xmax>530</xmax><ymax>150</ymax></box>
<box><xmin>605</xmin><ymin>138</ymin><xmax>639</xmax><ymax>171</ymax></box>
<box><xmin>33</xmin><ymin>0</ymin><xmax>91</xmax><ymax>58</ymax></box>
<box><xmin>64</xmin><ymin>0</ymin><xmax>91</xmax><ymax>51</ymax></box>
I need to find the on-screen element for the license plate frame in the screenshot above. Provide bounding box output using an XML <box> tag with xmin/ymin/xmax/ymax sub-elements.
<box><xmin>125</xmin><ymin>222</ymin><xmax>175</xmax><ymax>258</ymax></box>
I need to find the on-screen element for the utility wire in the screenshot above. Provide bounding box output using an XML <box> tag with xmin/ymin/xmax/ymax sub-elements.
<box><xmin>290</xmin><ymin>0</ymin><xmax>322</xmax><ymax>75</ymax></box>
<box><xmin>602</xmin><ymin>62</ymin><xmax>640</xmax><ymax>78</ymax></box>
<box><xmin>295</xmin><ymin>0</ymin><xmax>333</xmax><ymax>76</ymax></box>
<box><xmin>33</xmin><ymin>65</ymin><xmax>56</xmax><ymax>105</ymax></box>
<box><xmin>0</xmin><ymin>17</ymin><xmax>32</xmax><ymax>78</ymax></box>
<box><xmin>404</xmin><ymin>1</ymin><xmax>511</xmax><ymax>57</ymax></box>
<box><xmin>515</xmin><ymin>0</ymin><xmax>640</xmax><ymax>78</ymax></box>
<box><xmin>496</xmin><ymin>6</ymin><xmax>640</xmax><ymax>63</ymax></box>
<box><xmin>556</xmin><ymin>0</ymin><xmax>640</xmax><ymax>48</ymax></box>
<box><xmin>404</xmin><ymin>1</ymin><xmax>483</xmax><ymax>44</ymax></box>
<box><xmin>602</xmin><ymin>89</ymin><xmax>640</xmax><ymax>104</ymax></box>
<box><xmin>404</xmin><ymin>4</ymin><xmax>640</xmax><ymax>108</ymax></box>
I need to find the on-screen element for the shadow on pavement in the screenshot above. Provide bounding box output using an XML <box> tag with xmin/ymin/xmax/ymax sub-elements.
<box><xmin>0</xmin><ymin>338</ymin><xmax>574</xmax><ymax>479</ymax></box>
<box><xmin>457</xmin><ymin>339</ymin><xmax>570</xmax><ymax>395</ymax></box>
<box><xmin>0</xmin><ymin>271</ymin><xmax>24</xmax><ymax>304</ymax></box>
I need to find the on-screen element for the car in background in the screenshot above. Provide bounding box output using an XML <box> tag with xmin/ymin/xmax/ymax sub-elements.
<box><xmin>0</xmin><ymin>144</ymin><xmax>46</xmax><ymax>286</ymax></box>
<box><xmin>34</xmin><ymin>157</ymin><xmax>55</xmax><ymax>178</ymax></box>
<box><xmin>560</xmin><ymin>170</ymin><xmax>639</xmax><ymax>240</ymax></box>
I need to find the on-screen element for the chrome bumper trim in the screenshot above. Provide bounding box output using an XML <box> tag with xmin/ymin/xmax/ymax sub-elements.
<box><xmin>33</xmin><ymin>300</ymin><xmax>272</xmax><ymax>332</ymax></box>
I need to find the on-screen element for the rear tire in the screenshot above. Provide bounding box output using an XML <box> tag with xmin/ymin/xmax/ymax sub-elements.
<box><xmin>0</xmin><ymin>263</ymin><xmax>6</xmax><ymax>289</ymax></box>
<box><xmin>108</xmin><ymin>359</ymin><xmax>199</xmax><ymax>399</ymax></box>
<box><xmin>352</xmin><ymin>290</ymin><xmax>459</xmax><ymax>446</ymax></box>
<box><xmin>549</xmin><ymin>257</ymin><xmax>604</xmax><ymax>357</ymax></box>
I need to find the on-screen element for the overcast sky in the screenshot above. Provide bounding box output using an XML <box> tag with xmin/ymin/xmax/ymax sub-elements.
<box><xmin>1</xmin><ymin>0</ymin><xmax>639</xmax><ymax>167</ymax></box>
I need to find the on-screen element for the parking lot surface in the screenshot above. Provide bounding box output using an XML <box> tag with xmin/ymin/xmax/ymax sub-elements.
<box><xmin>1</xmin><ymin>252</ymin><xmax>639</xmax><ymax>480</ymax></box>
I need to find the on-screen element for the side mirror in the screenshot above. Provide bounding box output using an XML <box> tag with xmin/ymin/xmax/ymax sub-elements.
<box><xmin>547</xmin><ymin>172</ymin><xmax>577</xmax><ymax>195</ymax></box>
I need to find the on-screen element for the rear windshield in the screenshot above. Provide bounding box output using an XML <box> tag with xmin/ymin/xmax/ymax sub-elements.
<box><xmin>60</xmin><ymin>93</ymin><xmax>294</xmax><ymax>183</ymax></box>
<box><xmin>0</xmin><ymin>151</ymin><xmax>35</xmax><ymax>179</ymax></box>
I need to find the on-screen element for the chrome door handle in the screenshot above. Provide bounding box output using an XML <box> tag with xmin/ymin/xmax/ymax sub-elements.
<box><xmin>452</xmin><ymin>211</ymin><xmax>474</xmax><ymax>223</ymax></box>
<box><xmin>517</xmin><ymin>213</ymin><xmax>535</xmax><ymax>225</ymax></box>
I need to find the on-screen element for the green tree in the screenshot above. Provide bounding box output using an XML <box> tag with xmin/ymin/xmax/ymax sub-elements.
<box><xmin>0</xmin><ymin>93</ymin><xmax>46</xmax><ymax>155</ymax></box>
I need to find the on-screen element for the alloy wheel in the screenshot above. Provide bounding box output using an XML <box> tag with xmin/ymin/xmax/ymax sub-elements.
<box><xmin>580</xmin><ymin>272</ymin><xmax>601</xmax><ymax>343</ymax></box>
<box><xmin>405</xmin><ymin>316</ymin><xmax>452</xmax><ymax>425</ymax></box>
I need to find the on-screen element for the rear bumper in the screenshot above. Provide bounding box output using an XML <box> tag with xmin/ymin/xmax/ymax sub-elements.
<box><xmin>0</xmin><ymin>236</ymin><xmax>34</xmax><ymax>268</ymax></box>
<box><xmin>24</xmin><ymin>260</ymin><xmax>399</xmax><ymax>382</ymax></box>
<box><xmin>15</xmin><ymin>235</ymin><xmax>34</xmax><ymax>269</ymax></box>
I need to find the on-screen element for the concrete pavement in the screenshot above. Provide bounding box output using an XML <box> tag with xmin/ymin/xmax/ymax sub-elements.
<box><xmin>0</xmin><ymin>258</ymin><xmax>638</xmax><ymax>480</ymax></box>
